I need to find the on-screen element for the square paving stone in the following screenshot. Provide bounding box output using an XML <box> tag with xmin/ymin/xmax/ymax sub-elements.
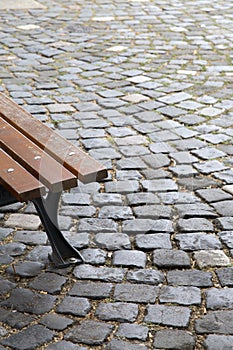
<box><xmin>116</xmin><ymin>323</ymin><xmax>148</xmax><ymax>341</ymax></box>
<box><xmin>0</xmin><ymin>325</ymin><xmax>54</xmax><ymax>350</ymax></box>
<box><xmin>141</xmin><ymin>179</ymin><xmax>178</xmax><ymax>192</ymax></box>
<box><xmin>0</xmin><ymin>309</ymin><xmax>35</xmax><ymax>329</ymax></box>
<box><xmin>167</xmin><ymin>269</ymin><xmax>213</xmax><ymax>287</ymax></box>
<box><xmin>95</xmin><ymin>232</ymin><xmax>131</xmax><ymax>250</ymax></box>
<box><xmin>114</xmin><ymin>283</ymin><xmax>159</xmax><ymax>303</ymax></box>
<box><xmin>29</xmin><ymin>272</ymin><xmax>67</xmax><ymax>294</ymax></box>
<box><xmin>136</xmin><ymin>233</ymin><xmax>172</xmax><ymax>250</ymax></box>
<box><xmin>40</xmin><ymin>314</ymin><xmax>73</xmax><ymax>330</ymax></box>
<box><xmin>206</xmin><ymin>287</ymin><xmax>233</xmax><ymax>310</ymax></box>
<box><xmin>45</xmin><ymin>341</ymin><xmax>87</xmax><ymax>350</ymax></box>
<box><xmin>212</xmin><ymin>200</ymin><xmax>233</xmax><ymax>216</ymax></box>
<box><xmin>95</xmin><ymin>302</ymin><xmax>138</xmax><ymax>322</ymax></box>
<box><xmin>0</xmin><ymin>288</ymin><xmax>56</xmax><ymax>315</ymax></box>
<box><xmin>203</xmin><ymin>334</ymin><xmax>233</xmax><ymax>350</ymax></box>
<box><xmin>127</xmin><ymin>269</ymin><xmax>165</xmax><ymax>285</ymax></box>
<box><xmin>104</xmin><ymin>338</ymin><xmax>148</xmax><ymax>350</ymax></box>
<box><xmin>6</xmin><ymin>261</ymin><xmax>44</xmax><ymax>277</ymax></box>
<box><xmin>133</xmin><ymin>205</ymin><xmax>172</xmax><ymax>219</ymax></box>
<box><xmin>56</xmin><ymin>296</ymin><xmax>90</xmax><ymax>317</ymax></box>
<box><xmin>153</xmin><ymin>249</ymin><xmax>191</xmax><ymax>268</ymax></box>
<box><xmin>113</xmin><ymin>250</ymin><xmax>147</xmax><ymax>268</ymax></box>
<box><xmin>65</xmin><ymin>320</ymin><xmax>114</xmax><ymax>345</ymax></box>
<box><xmin>214</xmin><ymin>217</ymin><xmax>233</xmax><ymax>230</ymax></box>
<box><xmin>14</xmin><ymin>230</ymin><xmax>47</xmax><ymax>245</ymax></box>
<box><xmin>195</xmin><ymin>310</ymin><xmax>233</xmax><ymax>334</ymax></box>
<box><xmin>196</xmin><ymin>188</ymin><xmax>232</xmax><ymax>203</ymax></box>
<box><xmin>175</xmin><ymin>204</ymin><xmax>217</xmax><ymax>218</ymax></box>
<box><xmin>153</xmin><ymin>329</ymin><xmax>195</xmax><ymax>350</ymax></box>
<box><xmin>216</xmin><ymin>267</ymin><xmax>233</xmax><ymax>287</ymax></box>
<box><xmin>192</xmin><ymin>147</ymin><xmax>226</xmax><ymax>160</ymax></box>
<box><xmin>73</xmin><ymin>264</ymin><xmax>126</xmax><ymax>282</ymax></box>
<box><xmin>69</xmin><ymin>281</ymin><xmax>113</xmax><ymax>299</ymax></box>
<box><xmin>159</xmin><ymin>286</ymin><xmax>201</xmax><ymax>305</ymax></box>
<box><xmin>176</xmin><ymin>233</ymin><xmax>222</xmax><ymax>251</ymax></box>
<box><xmin>194</xmin><ymin>250</ymin><xmax>230</xmax><ymax>268</ymax></box>
<box><xmin>123</xmin><ymin>219</ymin><xmax>174</xmax><ymax>234</ymax></box>
<box><xmin>194</xmin><ymin>160</ymin><xmax>228</xmax><ymax>174</ymax></box>
<box><xmin>177</xmin><ymin>218</ymin><xmax>213</xmax><ymax>232</ymax></box>
<box><xmin>4</xmin><ymin>213</ymin><xmax>41</xmax><ymax>230</ymax></box>
<box><xmin>105</xmin><ymin>180</ymin><xmax>140</xmax><ymax>194</ymax></box>
<box><xmin>145</xmin><ymin>304</ymin><xmax>191</xmax><ymax>327</ymax></box>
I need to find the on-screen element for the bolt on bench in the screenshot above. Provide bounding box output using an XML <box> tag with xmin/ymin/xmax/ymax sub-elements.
<box><xmin>0</xmin><ymin>92</ymin><xmax>107</xmax><ymax>268</ymax></box>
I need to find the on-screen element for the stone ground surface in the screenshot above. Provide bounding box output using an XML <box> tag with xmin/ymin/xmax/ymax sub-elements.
<box><xmin>0</xmin><ymin>0</ymin><xmax>233</xmax><ymax>349</ymax></box>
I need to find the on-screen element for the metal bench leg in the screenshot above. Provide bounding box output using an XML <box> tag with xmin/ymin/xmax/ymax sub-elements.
<box><xmin>32</xmin><ymin>192</ymin><xmax>84</xmax><ymax>268</ymax></box>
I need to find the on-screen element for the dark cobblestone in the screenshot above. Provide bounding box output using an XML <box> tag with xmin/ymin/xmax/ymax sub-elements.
<box><xmin>69</xmin><ymin>281</ymin><xmax>113</xmax><ymax>299</ymax></box>
<box><xmin>216</xmin><ymin>267</ymin><xmax>233</xmax><ymax>287</ymax></box>
<box><xmin>116</xmin><ymin>323</ymin><xmax>148</xmax><ymax>341</ymax></box>
<box><xmin>1</xmin><ymin>288</ymin><xmax>56</xmax><ymax>315</ymax></box>
<box><xmin>167</xmin><ymin>270</ymin><xmax>213</xmax><ymax>287</ymax></box>
<box><xmin>203</xmin><ymin>335</ymin><xmax>233</xmax><ymax>350</ymax></box>
<box><xmin>176</xmin><ymin>233</ymin><xmax>222</xmax><ymax>251</ymax></box>
<box><xmin>1</xmin><ymin>0</ymin><xmax>233</xmax><ymax>348</ymax></box>
<box><xmin>57</xmin><ymin>296</ymin><xmax>91</xmax><ymax>316</ymax></box>
<box><xmin>39</xmin><ymin>314</ymin><xmax>73</xmax><ymax>331</ymax></box>
<box><xmin>153</xmin><ymin>249</ymin><xmax>191</xmax><ymax>268</ymax></box>
<box><xmin>95</xmin><ymin>232</ymin><xmax>131</xmax><ymax>250</ymax></box>
<box><xmin>65</xmin><ymin>320</ymin><xmax>114</xmax><ymax>345</ymax></box>
<box><xmin>29</xmin><ymin>272</ymin><xmax>67</xmax><ymax>294</ymax></box>
<box><xmin>95</xmin><ymin>302</ymin><xmax>138</xmax><ymax>322</ymax></box>
<box><xmin>159</xmin><ymin>286</ymin><xmax>201</xmax><ymax>305</ymax></box>
<box><xmin>104</xmin><ymin>339</ymin><xmax>148</xmax><ymax>350</ymax></box>
<box><xmin>127</xmin><ymin>269</ymin><xmax>165</xmax><ymax>285</ymax></box>
<box><xmin>153</xmin><ymin>329</ymin><xmax>195</xmax><ymax>350</ymax></box>
<box><xmin>0</xmin><ymin>325</ymin><xmax>55</xmax><ymax>350</ymax></box>
<box><xmin>145</xmin><ymin>304</ymin><xmax>191</xmax><ymax>327</ymax></box>
<box><xmin>206</xmin><ymin>288</ymin><xmax>233</xmax><ymax>310</ymax></box>
<box><xmin>136</xmin><ymin>234</ymin><xmax>172</xmax><ymax>250</ymax></box>
<box><xmin>0</xmin><ymin>309</ymin><xmax>35</xmax><ymax>329</ymax></box>
<box><xmin>114</xmin><ymin>283</ymin><xmax>159</xmax><ymax>303</ymax></box>
<box><xmin>195</xmin><ymin>310</ymin><xmax>233</xmax><ymax>334</ymax></box>
<box><xmin>73</xmin><ymin>264</ymin><xmax>126</xmax><ymax>282</ymax></box>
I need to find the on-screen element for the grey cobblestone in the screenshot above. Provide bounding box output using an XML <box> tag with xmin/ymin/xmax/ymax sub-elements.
<box><xmin>203</xmin><ymin>335</ymin><xmax>233</xmax><ymax>350</ymax></box>
<box><xmin>206</xmin><ymin>288</ymin><xmax>233</xmax><ymax>310</ymax></box>
<box><xmin>167</xmin><ymin>270</ymin><xmax>213</xmax><ymax>287</ymax></box>
<box><xmin>159</xmin><ymin>286</ymin><xmax>202</xmax><ymax>306</ymax></box>
<box><xmin>1</xmin><ymin>0</ymin><xmax>233</xmax><ymax>349</ymax></box>
<box><xmin>104</xmin><ymin>339</ymin><xmax>148</xmax><ymax>350</ymax></box>
<box><xmin>114</xmin><ymin>283</ymin><xmax>159</xmax><ymax>303</ymax></box>
<box><xmin>113</xmin><ymin>250</ymin><xmax>147</xmax><ymax>268</ymax></box>
<box><xmin>145</xmin><ymin>305</ymin><xmax>191</xmax><ymax>327</ymax></box>
<box><xmin>95</xmin><ymin>302</ymin><xmax>138</xmax><ymax>323</ymax></box>
<box><xmin>65</xmin><ymin>320</ymin><xmax>114</xmax><ymax>345</ymax></box>
<box><xmin>116</xmin><ymin>322</ymin><xmax>148</xmax><ymax>341</ymax></box>
<box><xmin>175</xmin><ymin>233</ymin><xmax>222</xmax><ymax>251</ymax></box>
<box><xmin>195</xmin><ymin>310</ymin><xmax>233</xmax><ymax>334</ymax></box>
<box><xmin>153</xmin><ymin>249</ymin><xmax>191</xmax><ymax>268</ymax></box>
<box><xmin>153</xmin><ymin>330</ymin><xmax>195</xmax><ymax>350</ymax></box>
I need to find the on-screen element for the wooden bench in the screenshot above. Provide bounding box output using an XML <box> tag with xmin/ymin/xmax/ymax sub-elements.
<box><xmin>0</xmin><ymin>92</ymin><xmax>107</xmax><ymax>267</ymax></box>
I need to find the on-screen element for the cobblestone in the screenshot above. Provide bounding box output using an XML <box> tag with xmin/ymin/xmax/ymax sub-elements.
<box><xmin>1</xmin><ymin>0</ymin><xmax>233</xmax><ymax>349</ymax></box>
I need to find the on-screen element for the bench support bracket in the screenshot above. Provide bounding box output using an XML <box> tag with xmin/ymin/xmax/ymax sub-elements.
<box><xmin>32</xmin><ymin>192</ymin><xmax>84</xmax><ymax>268</ymax></box>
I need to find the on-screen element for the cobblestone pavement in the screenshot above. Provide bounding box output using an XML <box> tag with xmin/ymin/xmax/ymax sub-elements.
<box><xmin>1</xmin><ymin>0</ymin><xmax>233</xmax><ymax>349</ymax></box>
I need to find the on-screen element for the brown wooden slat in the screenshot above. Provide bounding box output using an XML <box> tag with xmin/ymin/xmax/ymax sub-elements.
<box><xmin>0</xmin><ymin>117</ymin><xmax>77</xmax><ymax>192</ymax></box>
<box><xmin>0</xmin><ymin>149</ymin><xmax>46</xmax><ymax>202</ymax></box>
<box><xmin>0</xmin><ymin>92</ymin><xmax>107</xmax><ymax>183</ymax></box>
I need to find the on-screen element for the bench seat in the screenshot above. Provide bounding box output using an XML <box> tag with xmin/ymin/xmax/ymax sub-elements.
<box><xmin>0</xmin><ymin>92</ymin><xmax>108</xmax><ymax>267</ymax></box>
